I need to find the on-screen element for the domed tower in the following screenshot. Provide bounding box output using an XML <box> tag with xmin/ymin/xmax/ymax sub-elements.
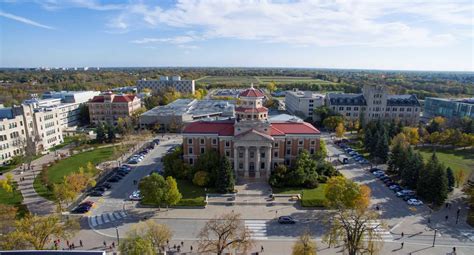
<box><xmin>234</xmin><ymin>84</ymin><xmax>271</xmax><ymax>136</ymax></box>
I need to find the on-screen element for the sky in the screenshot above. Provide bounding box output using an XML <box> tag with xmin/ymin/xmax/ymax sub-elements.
<box><xmin>0</xmin><ymin>0</ymin><xmax>473</xmax><ymax>71</ymax></box>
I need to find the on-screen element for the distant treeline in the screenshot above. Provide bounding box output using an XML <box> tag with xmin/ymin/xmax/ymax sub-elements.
<box><xmin>0</xmin><ymin>67</ymin><xmax>472</xmax><ymax>106</ymax></box>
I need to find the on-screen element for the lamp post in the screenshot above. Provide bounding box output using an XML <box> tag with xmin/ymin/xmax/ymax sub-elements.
<box><xmin>115</xmin><ymin>226</ymin><xmax>120</xmax><ymax>245</ymax></box>
<box><xmin>456</xmin><ymin>207</ymin><xmax>461</xmax><ymax>224</ymax></box>
<box><xmin>432</xmin><ymin>229</ymin><xmax>437</xmax><ymax>247</ymax></box>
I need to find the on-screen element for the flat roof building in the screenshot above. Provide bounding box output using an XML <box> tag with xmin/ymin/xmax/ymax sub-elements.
<box><xmin>424</xmin><ymin>97</ymin><xmax>474</xmax><ymax>119</ymax></box>
<box><xmin>285</xmin><ymin>89</ymin><xmax>325</xmax><ymax>121</ymax></box>
<box><xmin>140</xmin><ymin>99</ymin><xmax>235</xmax><ymax>131</ymax></box>
<box><xmin>137</xmin><ymin>76</ymin><xmax>195</xmax><ymax>94</ymax></box>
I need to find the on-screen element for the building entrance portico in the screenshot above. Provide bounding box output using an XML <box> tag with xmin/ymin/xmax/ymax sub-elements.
<box><xmin>233</xmin><ymin>137</ymin><xmax>273</xmax><ymax>180</ymax></box>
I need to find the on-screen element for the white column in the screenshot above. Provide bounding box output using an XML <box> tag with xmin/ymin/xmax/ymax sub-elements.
<box><xmin>233</xmin><ymin>146</ymin><xmax>238</xmax><ymax>172</ymax></box>
<box><xmin>255</xmin><ymin>147</ymin><xmax>261</xmax><ymax>178</ymax></box>
<box><xmin>266</xmin><ymin>147</ymin><xmax>272</xmax><ymax>178</ymax></box>
<box><xmin>244</xmin><ymin>147</ymin><xmax>249</xmax><ymax>177</ymax></box>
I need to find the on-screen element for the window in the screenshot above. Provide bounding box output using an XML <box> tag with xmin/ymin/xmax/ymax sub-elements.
<box><xmin>212</xmin><ymin>139</ymin><xmax>217</xmax><ymax>145</ymax></box>
<box><xmin>298</xmin><ymin>140</ymin><xmax>303</xmax><ymax>146</ymax></box>
<box><xmin>200</xmin><ymin>148</ymin><xmax>205</xmax><ymax>154</ymax></box>
<box><xmin>310</xmin><ymin>148</ymin><xmax>315</xmax><ymax>154</ymax></box>
<box><xmin>346</xmin><ymin>107</ymin><xmax>351</xmax><ymax>111</ymax></box>
<box><xmin>188</xmin><ymin>138</ymin><xmax>193</xmax><ymax>144</ymax></box>
<box><xmin>354</xmin><ymin>107</ymin><xmax>359</xmax><ymax>111</ymax></box>
<box><xmin>286</xmin><ymin>140</ymin><xmax>291</xmax><ymax>145</ymax></box>
<box><xmin>225</xmin><ymin>150</ymin><xmax>230</xmax><ymax>157</ymax></box>
<box><xmin>339</xmin><ymin>107</ymin><xmax>344</xmax><ymax>111</ymax></box>
<box><xmin>189</xmin><ymin>158</ymin><xmax>194</xmax><ymax>165</ymax></box>
<box><xmin>311</xmin><ymin>140</ymin><xmax>316</xmax><ymax>145</ymax></box>
<box><xmin>239</xmin><ymin>163</ymin><xmax>243</xmax><ymax>169</ymax></box>
<box><xmin>274</xmin><ymin>151</ymin><xmax>278</xmax><ymax>157</ymax></box>
<box><xmin>400</xmin><ymin>108</ymin><xmax>405</xmax><ymax>112</ymax></box>
<box><xmin>298</xmin><ymin>148</ymin><xmax>303</xmax><ymax>154</ymax></box>
<box><xmin>200</xmin><ymin>139</ymin><xmax>205</xmax><ymax>144</ymax></box>
<box><xmin>261</xmin><ymin>152</ymin><xmax>265</xmax><ymax>158</ymax></box>
<box><xmin>386</xmin><ymin>107</ymin><xmax>390</xmax><ymax>111</ymax></box>
<box><xmin>346</xmin><ymin>112</ymin><xmax>351</xmax><ymax>117</ymax></box>
<box><xmin>415</xmin><ymin>108</ymin><xmax>418</xmax><ymax>112</ymax></box>
<box><xmin>285</xmin><ymin>159</ymin><xmax>290</xmax><ymax>165</ymax></box>
<box><xmin>239</xmin><ymin>151</ymin><xmax>243</xmax><ymax>158</ymax></box>
<box><xmin>274</xmin><ymin>142</ymin><xmax>279</xmax><ymax>147</ymax></box>
<box><xmin>260</xmin><ymin>162</ymin><xmax>265</xmax><ymax>169</ymax></box>
<box><xmin>286</xmin><ymin>149</ymin><xmax>291</xmax><ymax>155</ymax></box>
<box><xmin>309</xmin><ymin>104</ymin><xmax>313</xmax><ymax>107</ymax></box>
<box><xmin>250</xmin><ymin>152</ymin><xmax>254</xmax><ymax>158</ymax></box>
<box><xmin>188</xmin><ymin>148</ymin><xmax>193</xmax><ymax>154</ymax></box>
<box><xmin>392</xmin><ymin>108</ymin><xmax>397</xmax><ymax>111</ymax></box>
<box><xmin>407</xmin><ymin>108</ymin><xmax>412</xmax><ymax>112</ymax></box>
<box><xmin>225</xmin><ymin>141</ymin><xmax>230</xmax><ymax>147</ymax></box>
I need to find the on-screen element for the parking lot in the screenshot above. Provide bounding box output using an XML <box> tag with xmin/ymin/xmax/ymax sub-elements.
<box><xmin>326</xmin><ymin>139</ymin><xmax>430</xmax><ymax>227</ymax></box>
<box><xmin>71</xmin><ymin>135</ymin><xmax>182</xmax><ymax>229</ymax></box>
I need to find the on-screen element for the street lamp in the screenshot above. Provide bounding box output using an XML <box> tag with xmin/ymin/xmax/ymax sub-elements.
<box><xmin>432</xmin><ymin>229</ymin><xmax>437</xmax><ymax>247</ymax></box>
<box><xmin>456</xmin><ymin>207</ymin><xmax>461</xmax><ymax>224</ymax></box>
<box><xmin>115</xmin><ymin>226</ymin><xmax>120</xmax><ymax>245</ymax></box>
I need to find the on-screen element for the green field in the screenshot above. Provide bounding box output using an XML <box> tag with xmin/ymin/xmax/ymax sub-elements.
<box><xmin>416</xmin><ymin>147</ymin><xmax>474</xmax><ymax>177</ymax></box>
<box><xmin>176</xmin><ymin>179</ymin><xmax>215</xmax><ymax>207</ymax></box>
<box><xmin>273</xmin><ymin>183</ymin><xmax>327</xmax><ymax>207</ymax></box>
<box><xmin>0</xmin><ymin>181</ymin><xmax>29</xmax><ymax>217</ymax></box>
<box><xmin>196</xmin><ymin>75</ymin><xmax>336</xmax><ymax>87</ymax></box>
<box><xmin>34</xmin><ymin>145</ymin><xmax>124</xmax><ymax>200</ymax></box>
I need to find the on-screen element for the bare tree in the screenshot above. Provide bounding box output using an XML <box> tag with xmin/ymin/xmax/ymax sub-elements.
<box><xmin>292</xmin><ymin>230</ymin><xmax>317</xmax><ymax>255</ymax></box>
<box><xmin>197</xmin><ymin>212</ymin><xmax>254</xmax><ymax>255</ymax></box>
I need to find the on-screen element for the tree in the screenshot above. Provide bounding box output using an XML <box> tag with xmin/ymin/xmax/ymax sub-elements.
<box><xmin>288</xmin><ymin>150</ymin><xmax>319</xmax><ymax>188</ymax></box>
<box><xmin>292</xmin><ymin>230</ymin><xmax>317</xmax><ymax>255</ymax></box>
<box><xmin>335</xmin><ymin>122</ymin><xmax>345</xmax><ymax>138</ymax></box>
<box><xmin>2</xmin><ymin>214</ymin><xmax>78</xmax><ymax>250</ymax></box>
<box><xmin>400</xmin><ymin>149</ymin><xmax>424</xmax><ymax>189</ymax></box>
<box><xmin>269</xmin><ymin>164</ymin><xmax>288</xmax><ymax>187</ymax></box>
<box><xmin>427</xmin><ymin>116</ymin><xmax>446</xmax><ymax>133</ymax></box>
<box><xmin>192</xmin><ymin>150</ymin><xmax>221</xmax><ymax>185</ymax></box>
<box><xmin>0</xmin><ymin>173</ymin><xmax>14</xmax><ymax>195</ymax></box>
<box><xmin>139</xmin><ymin>174</ymin><xmax>181</xmax><ymax>206</ymax></box>
<box><xmin>193</xmin><ymin>171</ymin><xmax>210</xmax><ymax>187</ymax></box>
<box><xmin>117</xmin><ymin>117</ymin><xmax>133</xmax><ymax>136</ymax></box>
<box><xmin>95</xmin><ymin>123</ymin><xmax>106</xmax><ymax>143</ymax></box>
<box><xmin>0</xmin><ymin>205</ymin><xmax>17</xmax><ymax>236</ymax></box>
<box><xmin>216</xmin><ymin>156</ymin><xmax>235</xmax><ymax>193</ymax></box>
<box><xmin>402</xmin><ymin>127</ymin><xmax>420</xmax><ymax>146</ymax></box>
<box><xmin>454</xmin><ymin>169</ymin><xmax>466</xmax><ymax>188</ymax></box>
<box><xmin>106</xmin><ymin>124</ymin><xmax>116</xmax><ymax>143</ymax></box>
<box><xmin>418</xmin><ymin>153</ymin><xmax>448</xmax><ymax>206</ymax></box>
<box><xmin>323</xmin><ymin>205</ymin><xmax>383</xmax><ymax>255</ymax></box>
<box><xmin>124</xmin><ymin>220</ymin><xmax>172</xmax><ymax>253</ymax></box>
<box><xmin>323</xmin><ymin>116</ymin><xmax>344</xmax><ymax>131</ymax></box>
<box><xmin>446</xmin><ymin>167</ymin><xmax>455</xmax><ymax>191</ymax></box>
<box><xmin>164</xmin><ymin>176</ymin><xmax>182</xmax><ymax>206</ymax></box>
<box><xmin>119</xmin><ymin>236</ymin><xmax>155</xmax><ymax>255</ymax></box>
<box><xmin>78</xmin><ymin>104</ymin><xmax>90</xmax><ymax>126</ymax></box>
<box><xmin>266</xmin><ymin>81</ymin><xmax>277</xmax><ymax>93</ymax></box>
<box><xmin>313</xmin><ymin>140</ymin><xmax>327</xmax><ymax>160</ymax></box>
<box><xmin>324</xmin><ymin>176</ymin><xmax>365</xmax><ymax>210</ymax></box>
<box><xmin>197</xmin><ymin>212</ymin><xmax>253</xmax><ymax>255</ymax></box>
<box><xmin>374</xmin><ymin>131</ymin><xmax>389</xmax><ymax>163</ymax></box>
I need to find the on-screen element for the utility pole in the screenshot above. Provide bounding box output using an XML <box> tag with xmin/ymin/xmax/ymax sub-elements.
<box><xmin>115</xmin><ymin>226</ymin><xmax>120</xmax><ymax>245</ymax></box>
<box><xmin>432</xmin><ymin>229</ymin><xmax>437</xmax><ymax>247</ymax></box>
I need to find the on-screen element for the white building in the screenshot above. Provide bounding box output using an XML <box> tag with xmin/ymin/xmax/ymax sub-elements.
<box><xmin>0</xmin><ymin>106</ymin><xmax>28</xmax><ymax>164</ymax></box>
<box><xmin>285</xmin><ymin>89</ymin><xmax>325</xmax><ymax>121</ymax></box>
<box><xmin>136</xmin><ymin>76</ymin><xmax>195</xmax><ymax>94</ymax></box>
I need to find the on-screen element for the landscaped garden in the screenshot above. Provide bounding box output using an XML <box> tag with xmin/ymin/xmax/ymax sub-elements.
<box><xmin>273</xmin><ymin>184</ymin><xmax>328</xmax><ymax>207</ymax></box>
<box><xmin>34</xmin><ymin>145</ymin><xmax>127</xmax><ymax>200</ymax></box>
<box><xmin>176</xmin><ymin>179</ymin><xmax>211</xmax><ymax>206</ymax></box>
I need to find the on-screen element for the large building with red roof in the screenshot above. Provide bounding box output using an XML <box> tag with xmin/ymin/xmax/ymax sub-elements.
<box><xmin>183</xmin><ymin>85</ymin><xmax>321</xmax><ymax>180</ymax></box>
<box><xmin>88</xmin><ymin>93</ymin><xmax>141</xmax><ymax>126</ymax></box>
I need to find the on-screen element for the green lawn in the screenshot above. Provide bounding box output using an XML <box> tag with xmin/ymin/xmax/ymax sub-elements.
<box><xmin>273</xmin><ymin>184</ymin><xmax>327</xmax><ymax>207</ymax></box>
<box><xmin>176</xmin><ymin>179</ymin><xmax>212</xmax><ymax>206</ymax></box>
<box><xmin>416</xmin><ymin>147</ymin><xmax>474</xmax><ymax>177</ymax></box>
<box><xmin>34</xmin><ymin>145</ymin><xmax>125</xmax><ymax>200</ymax></box>
<box><xmin>0</xmin><ymin>181</ymin><xmax>29</xmax><ymax>217</ymax></box>
<box><xmin>49</xmin><ymin>136</ymin><xmax>76</xmax><ymax>151</ymax></box>
<box><xmin>197</xmin><ymin>76</ymin><xmax>259</xmax><ymax>86</ymax></box>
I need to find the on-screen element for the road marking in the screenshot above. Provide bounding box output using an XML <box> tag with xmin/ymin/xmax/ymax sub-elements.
<box><xmin>90</xmin><ymin>216</ymin><xmax>98</xmax><ymax>227</ymax></box>
<box><xmin>96</xmin><ymin>215</ymin><xmax>103</xmax><ymax>225</ymax></box>
<box><xmin>113</xmin><ymin>212</ymin><xmax>121</xmax><ymax>219</ymax></box>
<box><xmin>108</xmin><ymin>212</ymin><xmax>116</xmax><ymax>221</ymax></box>
<box><xmin>120</xmin><ymin>211</ymin><xmax>127</xmax><ymax>218</ymax></box>
<box><xmin>103</xmin><ymin>213</ymin><xmax>110</xmax><ymax>223</ymax></box>
<box><xmin>245</xmin><ymin>220</ymin><xmax>268</xmax><ymax>240</ymax></box>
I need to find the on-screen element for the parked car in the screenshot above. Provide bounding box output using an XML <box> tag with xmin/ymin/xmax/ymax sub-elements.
<box><xmin>72</xmin><ymin>206</ymin><xmax>91</xmax><ymax>214</ymax></box>
<box><xmin>278</xmin><ymin>216</ymin><xmax>296</xmax><ymax>224</ymax></box>
<box><xmin>392</xmin><ymin>186</ymin><xmax>403</xmax><ymax>193</ymax></box>
<box><xmin>377</xmin><ymin>174</ymin><xmax>387</xmax><ymax>179</ymax></box>
<box><xmin>108</xmin><ymin>176</ymin><xmax>121</xmax><ymax>182</ymax></box>
<box><xmin>116</xmin><ymin>171</ymin><xmax>127</xmax><ymax>177</ymax></box>
<box><xmin>101</xmin><ymin>183</ymin><xmax>112</xmax><ymax>189</ymax></box>
<box><xmin>389</xmin><ymin>184</ymin><xmax>401</xmax><ymax>190</ymax></box>
<box><xmin>94</xmin><ymin>186</ymin><xmax>107</xmax><ymax>192</ymax></box>
<box><xmin>396</xmin><ymin>190</ymin><xmax>416</xmax><ymax>197</ymax></box>
<box><xmin>128</xmin><ymin>159</ymin><xmax>139</xmax><ymax>164</ymax></box>
<box><xmin>89</xmin><ymin>190</ymin><xmax>104</xmax><ymax>197</ymax></box>
<box><xmin>129</xmin><ymin>191</ymin><xmax>142</xmax><ymax>201</ymax></box>
<box><xmin>403</xmin><ymin>195</ymin><xmax>419</xmax><ymax>201</ymax></box>
<box><xmin>407</xmin><ymin>199</ymin><xmax>423</xmax><ymax>206</ymax></box>
<box><xmin>370</xmin><ymin>168</ymin><xmax>382</xmax><ymax>173</ymax></box>
<box><xmin>80</xmin><ymin>201</ymin><xmax>94</xmax><ymax>207</ymax></box>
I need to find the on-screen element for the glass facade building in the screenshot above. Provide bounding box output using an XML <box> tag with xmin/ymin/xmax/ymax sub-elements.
<box><xmin>424</xmin><ymin>97</ymin><xmax>474</xmax><ymax>119</ymax></box>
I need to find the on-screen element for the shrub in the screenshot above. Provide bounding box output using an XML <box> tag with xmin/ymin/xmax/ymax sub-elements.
<box><xmin>176</xmin><ymin>197</ymin><xmax>206</xmax><ymax>207</ymax></box>
<box><xmin>193</xmin><ymin>171</ymin><xmax>209</xmax><ymax>187</ymax></box>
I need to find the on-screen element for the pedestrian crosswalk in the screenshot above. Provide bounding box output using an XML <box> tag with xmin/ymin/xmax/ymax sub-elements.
<box><xmin>357</xmin><ymin>220</ymin><xmax>393</xmax><ymax>241</ymax></box>
<box><xmin>89</xmin><ymin>211</ymin><xmax>127</xmax><ymax>228</ymax></box>
<box><xmin>245</xmin><ymin>220</ymin><xmax>268</xmax><ymax>240</ymax></box>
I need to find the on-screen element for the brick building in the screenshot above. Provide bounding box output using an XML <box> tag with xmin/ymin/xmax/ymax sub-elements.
<box><xmin>88</xmin><ymin>93</ymin><xmax>141</xmax><ymax>126</ymax></box>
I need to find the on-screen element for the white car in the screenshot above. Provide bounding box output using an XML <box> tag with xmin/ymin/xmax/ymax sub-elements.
<box><xmin>407</xmin><ymin>199</ymin><xmax>423</xmax><ymax>206</ymax></box>
<box><xmin>129</xmin><ymin>191</ymin><xmax>141</xmax><ymax>201</ymax></box>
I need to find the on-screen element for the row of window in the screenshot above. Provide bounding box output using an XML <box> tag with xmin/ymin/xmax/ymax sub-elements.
<box><xmin>336</xmin><ymin>106</ymin><xmax>419</xmax><ymax>112</ymax></box>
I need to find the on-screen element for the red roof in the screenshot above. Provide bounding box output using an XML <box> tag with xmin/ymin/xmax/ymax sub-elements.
<box><xmin>183</xmin><ymin>121</ymin><xmax>234</xmax><ymax>136</ymax></box>
<box><xmin>235</xmin><ymin>106</ymin><xmax>268</xmax><ymax>113</ymax></box>
<box><xmin>239</xmin><ymin>88</ymin><xmax>264</xmax><ymax>97</ymax></box>
<box><xmin>90</xmin><ymin>94</ymin><xmax>136</xmax><ymax>103</ymax></box>
<box><xmin>270</xmin><ymin>122</ymin><xmax>320</xmax><ymax>136</ymax></box>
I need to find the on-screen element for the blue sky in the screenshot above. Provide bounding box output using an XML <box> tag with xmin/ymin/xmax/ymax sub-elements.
<box><xmin>0</xmin><ymin>0</ymin><xmax>473</xmax><ymax>71</ymax></box>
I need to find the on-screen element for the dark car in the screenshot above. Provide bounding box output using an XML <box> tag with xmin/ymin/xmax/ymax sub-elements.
<box><xmin>278</xmin><ymin>216</ymin><xmax>296</xmax><ymax>224</ymax></box>
<box><xmin>370</xmin><ymin>168</ymin><xmax>381</xmax><ymax>173</ymax></box>
<box><xmin>380</xmin><ymin>176</ymin><xmax>391</xmax><ymax>181</ymax></box>
<box><xmin>403</xmin><ymin>195</ymin><xmax>418</xmax><ymax>201</ymax></box>
<box><xmin>80</xmin><ymin>201</ymin><xmax>94</xmax><ymax>207</ymax></box>
<box><xmin>101</xmin><ymin>183</ymin><xmax>112</xmax><ymax>189</ymax></box>
<box><xmin>72</xmin><ymin>206</ymin><xmax>90</xmax><ymax>214</ymax></box>
<box><xmin>108</xmin><ymin>176</ymin><xmax>120</xmax><ymax>182</ymax></box>
<box><xmin>116</xmin><ymin>171</ymin><xmax>127</xmax><ymax>177</ymax></box>
<box><xmin>393</xmin><ymin>186</ymin><xmax>403</xmax><ymax>192</ymax></box>
<box><xmin>94</xmin><ymin>186</ymin><xmax>107</xmax><ymax>192</ymax></box>
<box><xmin>89</xmin><ymin>190</ymin><xmax>104</xmax><ymax>196</ymax></box>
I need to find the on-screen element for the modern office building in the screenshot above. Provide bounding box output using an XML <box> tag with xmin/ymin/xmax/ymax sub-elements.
<box><xmin>182</xmin><ymin>85</ymin><xmax>321</xmax><ymax>180</ymax></box>
<box><xmin>140</xmin><ymin>99</ymin><xmax>235</xmax><ymax>131</ymax></box>
<box><xmin>424</xmin><ymin>97</ymin><xmax>474</xmax><ymax>119</ymax></box>
<box><xmin>326</xmin><ymin>85</ymin><xmax>421</xmax><ymax>124</ymax></box>
<box><xmin>88</xmin><ymin>93</ymin><xmax>142</xmax><ymax>126</ymax></box>
<box><xmin>42</xmin><ymin>91</ymin><xmax>100</xmax><ymax>104</ymax></box>
<box><xmin>285</xmin><ymin>89</ymin><xmax>325</xmax><ymax>120</ymax></box>
<box><xmin>136</xmin><ymin>76</ymin><xmax>195</xmax><ymax>94</ymax></box>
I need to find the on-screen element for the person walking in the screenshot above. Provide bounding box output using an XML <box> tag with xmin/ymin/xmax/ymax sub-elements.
<box><xmin>112</xmin><ymin>241</ymin><xmax>115</xmax><ymax>249</ymax></box>
<box><xmin>261</xmin><ymin>245</ymin><xmax>264</xmax><ymax>252</ymax></box>
<box><xmin>401</xmin><ymin>242</ymin><xmax>404</xmax><ymax>249</ymax></box>
<box><xmin>401</xmin><ymin>232</ymin><xmax>404</xmax><ymax>238</ymax></box>
<box><xmin>103</xmin><ymin>241</ymin><xmax>106</xmax><ymax>248</ymax></box>
<box><xmin>190</xmin><ymin>245</ymin><xmax>193</xmax><ymax>252</ymax></box>
<box><xmin>80</xmin><ymin>240</ymin><xmax>83</xmax><ymax>247</ymax></box>
<box><xmin>445</xmin><ymin>215</ymin><xmax>449</xmax><ymax>221</ymax></box>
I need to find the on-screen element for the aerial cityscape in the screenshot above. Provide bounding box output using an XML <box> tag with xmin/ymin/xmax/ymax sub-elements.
<box><xmin>0</xmin><ymin>1</ymin><xmax>473</xmax><ymax>255</ymax></box>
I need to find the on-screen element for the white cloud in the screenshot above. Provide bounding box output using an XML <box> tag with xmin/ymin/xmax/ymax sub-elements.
<box><xmin>0</xmin><ymin>11</ymin><xmax>55</xmax><ymax>29</ymax></box>
<box><xmin>37</xmin><ymin>0</ymin><xmax>123</xmax><ymax>11</ymax></box>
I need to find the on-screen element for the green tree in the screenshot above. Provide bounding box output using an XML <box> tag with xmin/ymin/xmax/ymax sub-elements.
<box><xmin>119</xmin><ymin>236</ymin><xmax>154</xmax><ymax>255</ymax></box>
<box><xmin>126</xmin><ymin>220</ymin><xmax>173</xmax><ymax>253</ymax></box>
<box><xmin>193</xmin><ymin>171</ymin><xmax>210</xmax><ymax>187</ymax></box>
<box><xmin>323</xmin><ymin>116</ymin><xmax>344</xmax><ymax>131</ymax></box>
<box><xmin>288</xmin><ymin>150</ymin><xmax>319</xmax><ymax>188</ymax></box>
<box><xmin>106</xmin><ymin>124</ymin><xmax>116</xmax><ymax>143</ymax></box>
<box><xmin>374</xmin><ymin>131</ymin><xmax>389</xmax><ymax>163</ymax></box>
<box><xmin>446</xmin><ymin>167</ymin><xmax>455</xmax><ymax>192</ymax></box>
<box><xmin>216</xmin><ymin>156</ymin><xmax>235</xmax><ymax>193</ymax></box>
<box><xmin>139</xmin><ymin>173</ymin><xmax>167</xmax><ymax>205</ymax></box>
<box><xmin>117</xmin><ymin>117</ymin><xmax>133</xmax><ymax>136</ymax></box>
<box><xmin>164</xmin><ymin>176</ymin><xmax>182</xmax><ymax>206</ymax></box>
<box><xmin>418</xmin><ymin>153</ymin><xmax>448</xmax><ymax>206</ymax></box>
<box><xmin>269</xmin><ymin>164</ymin><xmax>288</xmax><ymax>187</ymax></box>
<box><xmin>313</xmin><ymin>140</ymin><xmax>327</xmax><ymax>160</ymax></box>
<box><xmin>193</xmin><ymin>150</ymin><xmax>221</xmax><ymax>185</ymax></box>
<box><xmin>95</xmin><ymin>123</ymin><xmax>106</xmax><ymax>143</ymax></box>
<box><xmin>266</xmin><ymin>81</ymin><xmax>277</xmax><ymax>92</ymax></box>
<box><xmin>400</xmin><ymin>148</ymin><xmax>424</xmax><ymax>189</ymax></box>
<box><xmin>335</xmin><ymin>122</ymin><xmax>345</xmax><ymax>138</ymax></box>
<box><xmin>324</xmin><ymin>176</ymin><xmax>365</xmax><ymax>210</ymax></box>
